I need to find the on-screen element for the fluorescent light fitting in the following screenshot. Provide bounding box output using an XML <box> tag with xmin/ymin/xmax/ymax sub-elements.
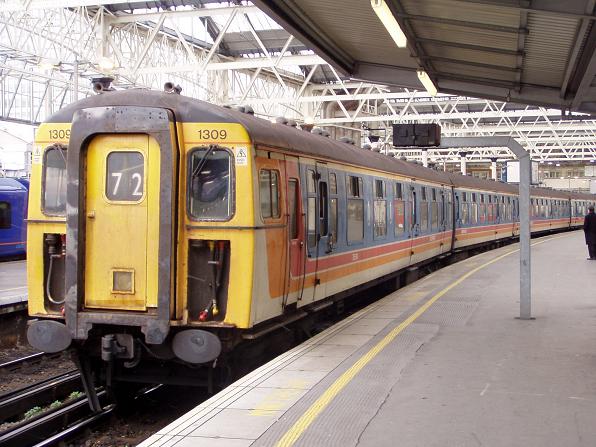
<box><xmin>38</xmin><ymin>58</ymin><xmax>60</xmax><ymax>71</ymax></box>
<box><xmin>417</xmin><ymin>70</ymin><xmax>438</xmax><ymax>96</ymax></box>
<box><xmin>371</xmin><ymin>0</ymin><xmax>407</xmax><ymax>48</ymax></box>
<box><xmin>98</xmin><ymin>56</ymin><xmax>115</xmax><ymax>72</ymax></box>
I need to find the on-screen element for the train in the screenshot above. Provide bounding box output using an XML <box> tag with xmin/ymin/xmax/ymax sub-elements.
<box><xmin>25</xmin><ymin>86</ymin><xmax>595</xmax><ymax>405</ymax></box>
<box><xmin>0</xmin><ymin>177</ymin><xmax>28</xmax><ymax>258</ymax></box>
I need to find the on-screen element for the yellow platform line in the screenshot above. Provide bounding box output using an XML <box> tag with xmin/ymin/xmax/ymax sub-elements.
<box><xmin>275</xmin><ymin>233</ymin><xmax>570</xmax><ymax>447</ymax></box>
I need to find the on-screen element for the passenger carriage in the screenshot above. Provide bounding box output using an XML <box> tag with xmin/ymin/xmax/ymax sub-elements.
<box><xmin>24</xmin><ymin>88</ymin><xmax>595</xmax><ymax>399</ymax></box>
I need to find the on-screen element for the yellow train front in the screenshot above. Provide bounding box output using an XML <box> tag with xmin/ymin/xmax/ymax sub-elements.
<box><xmin>26</xmin><ymin>88</ymin><xmax>271</xmax><ymax>394</ymax></box>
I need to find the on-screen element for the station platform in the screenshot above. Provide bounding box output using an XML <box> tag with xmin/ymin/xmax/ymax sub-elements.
<box><xmin>0</xmin><ymin>260</ymin><xmax>27</xmax><ymax>314</ymax></box>
<box><xmin>140</xmin><ymin>230</ymin><xmax>596</xmax><ymax>447</ymax></box>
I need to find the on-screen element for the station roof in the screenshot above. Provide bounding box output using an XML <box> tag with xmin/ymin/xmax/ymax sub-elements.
<box><xmin>253</xmin><ymin>0</ymin><xmax>596</xmax><ymax>114</ymax></box>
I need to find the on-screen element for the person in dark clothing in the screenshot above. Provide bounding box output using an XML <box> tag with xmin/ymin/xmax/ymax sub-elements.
<box><xmin>584</xmin><ymin>205</ymin><xmax>596</xmax><ymax>260</ymax></box>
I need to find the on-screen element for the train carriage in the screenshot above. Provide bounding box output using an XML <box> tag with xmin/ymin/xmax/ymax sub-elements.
<box><xmin>25</xmin><ymin>87</ymin><xmax>595</xmax><ymax>402</ymax></box>
<box><xmin>0</xmin><ymin>177</ymin><xmax>28</xmax><ymax>258</ymax></box>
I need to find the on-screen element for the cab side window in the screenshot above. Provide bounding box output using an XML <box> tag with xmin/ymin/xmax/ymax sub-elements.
<box><xmin>42</xmin><ymin>144</ymin><xmax>67</xmax><ymax>216</ymax></box>
<box><xmin>188</xmin><ymin>147</ymin><xmax>234</xmax><ymax>220</ymax></box>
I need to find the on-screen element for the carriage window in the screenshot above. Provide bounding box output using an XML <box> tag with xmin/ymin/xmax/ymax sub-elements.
<box><xmin>319</xmin><ymin>181</ymin><xmax>328</xmax><ymax>236</ymax></box>
<box><xmin>374</xmin><ymin>179</ymin><xmax>386</xmax><ymax>238</ymax></box>
<box><xmin>347</xmin><ymin>199</ymin><xmax>364</xmax><ymax>242</ymax></box>
<box><xmin>259</xmin><ymin>169</ymin><xmax>280</xmax><ymax>219</ymax></box>
<box><xmin>307</xmin><ymin>197</ymin><xmax>316</xmax><ymax>248</ymax></box>
<box><xmin>307</xmin><ymin>170</ymin><xmax>316</xmax><ymax>193</ymax></box>
<box><xmin>420</xmin><ymin>200</ymin><xmax>428</xmax><ymax>230</ymax></box>
<box><xmin>375</xmin><ymin>180</ymin><xmax>385</xmax><ymax>199</ymax></box>
<box><xmin>189</xmin><ymin>148</ymin><xmax>233</xmax><ymax>220</ymax></box>
<box><xmin>330</xmin><ymin>198</ymin><xmax>338</xmax><ymax>244</ymax></box>
<box><xmin>394</xmin><ymin>198</ymin><xmax>405</xmax><ymax>236</ymax></box>
<box><xmin>395</xmin><ymin>182</ymin><xmax>403</xmax><ymax>199</ymax></box>
<box><xmin>329</xmin><ymin>173</ymin><xmax>337</xmax><ymax>195</ymax></box>
<box><xmin>348</xmin><ymin>175</ymin><xmax>362</xmax><ymax>197</ymax></box>
<box><xmin>42</xmin><ymin>145</ymin><xmax>67</xmax><ymax>215</ymax></box>
<box><xmin>461</xmin><ymin>202</ymin><xmax>469</xmax><ymax>225</ymax></box>
<box><xmin>106</xmin><ymin>151</ymin><xmax>144</xmax><ymax>202</ymax></box>
<box><xmin>288</xmin><ymin>179</ymin><xmax>299</xmax><ymax>239</ymax></box>
<box><xmin>431</xmin><ymin>197</ymin><xmax>439</xmax><ymax>228</ymax></box>
<box><xmin>471</xmin><ymin>203</ymin><xmax>478</xmax><ymax>225</ymax></box>
<box><xmin>0</xmin><ymin>202</ymin><xmax>10</xmax><ymax>229</ymax></box>
<box><xmin>347</xmin><ymin>175</ymin><xmax>364</xmax><ymax>242</ymax></box>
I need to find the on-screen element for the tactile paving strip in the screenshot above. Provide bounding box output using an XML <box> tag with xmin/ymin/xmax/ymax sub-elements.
<box><xmin>416</xmin><ymin>301</ymin><xmax>479</xmax><ymax>326</ymax></box>
<box><xmin>439</xmin><ymin>294</ymin><xmax>481</xmax><ymax>303</ymax></box>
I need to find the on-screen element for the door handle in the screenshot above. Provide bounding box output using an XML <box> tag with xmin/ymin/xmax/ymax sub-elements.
<box><xmin>87</xmin><ymin>210</ymin><xmax>96</xmax><ymax>219</ymax></box>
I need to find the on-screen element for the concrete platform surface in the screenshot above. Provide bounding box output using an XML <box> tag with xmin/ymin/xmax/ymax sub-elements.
<box><xmin>0</xmin><ymin>260</ymin><xmax>27</xmax><ymax>308</ymax></box>
<box><xmin>140</xmin><ymin>230</ymin><xmax>596</xmax><ymax>447</ymax></box>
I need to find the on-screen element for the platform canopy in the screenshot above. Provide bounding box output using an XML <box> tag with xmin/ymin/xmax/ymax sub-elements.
<box><xmin>253</xmin><ymin>0</ymin><xmax>596</xmax><ymax>115</ymax></box>
<box><xmin>0</xmin><ymin>0</ymin><xmax>594</xmax><ymax>163</ymax></box>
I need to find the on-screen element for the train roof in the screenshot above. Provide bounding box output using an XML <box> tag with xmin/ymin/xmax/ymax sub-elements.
<box><xmin>48</xmin><ymin>90</ymin><xmax>596</xmax><ymax>201</ymax></box>
<box><xmin>48</xmin><ymin>89</ymin><xmax>452</xmax><ymax>185</ymax></box>
<box><xmin>0</xmin><ymin>178</ymin><xmax>27</xmax><ymax>192</ymax></box>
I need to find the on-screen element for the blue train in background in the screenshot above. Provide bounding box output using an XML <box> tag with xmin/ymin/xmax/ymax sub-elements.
<box><xmin>0</xmin><ymin>177</ymin><xmax>28</xmax><ymax>258</ymax></box>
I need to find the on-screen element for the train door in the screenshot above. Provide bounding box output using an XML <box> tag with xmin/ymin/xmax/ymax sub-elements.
<box><xmin>408</xmin><ymin>184</ymin><xmax>419</xmax><ymax>265</ymax></box>
<box><xmin>439</xmin><ymin>187</ymin><xmax>450</xmax><ymax>254</ymax></box>
<box><xmin>410</xmin><ymin>185</ymin><xmax>419</xmax><ymax>238</ymax></box>
<box><xmin>313</xmin><ymin>162</ymin><xmax>329</xmax><ymax>301</ymax></box>
<box><xmin>448</xmin><ymin>187</ymin><xmax>456</xmax><ymax>251</ymax></box>
<box><xmin>84</xmin><ymin>134</ymin><xmax>159</xmax><ymax>311</ymax></box>
<box><xmin>302</xmin><ymin>164</ymin><xmax>316</xmax><ymax>303</ymax></box>
<box><xmin>397</xmin><ymin>180</ymin><xmax>413</xmax><ymax>265</ymax></box>
<box><xmin>284</xmin><ymin>156</ymin><xmax>305</xmax><ymax>308</ymax></box>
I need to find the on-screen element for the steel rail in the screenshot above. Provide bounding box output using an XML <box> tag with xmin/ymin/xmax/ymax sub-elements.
<box><xmin>0</xmin><ymin>370</ymin><xmax>81</xmax><ymax>421</ymax></box>
<box><xmin>0</xmin><ymin>352</ymin><xmax>46</xmax><ymax>372</ymax></box>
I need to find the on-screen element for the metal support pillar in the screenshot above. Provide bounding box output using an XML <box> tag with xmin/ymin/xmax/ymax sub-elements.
<box><xmin>459</xmin><ymin>151</ymin><xmax>467</xmax><ymax>175</ymax></box>
<box><xmin>72</xmin><ymin>60</ymin><xmax>78</xmax><ymax>104</ymax></box>
<box><xmin>421</xmin><ymin>148</ymin><xmax>429</xmax><ymax>167</ymax></box>
<box><xmin>490</xmin><ymin>157</ymin><xmax>498</xmax><ymax>180</ymax></box>
<box><xmin>441</xmin><ymin>137</ymin><xmax>532</xmax><ymax>320</ymax></box>
<box><xmin>517</xmin><ymin>151</ymin><xmax>532</xmax><ymax>320</ymax></box>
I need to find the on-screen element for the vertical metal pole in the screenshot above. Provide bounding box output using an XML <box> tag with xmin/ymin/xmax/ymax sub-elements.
<box><xmin>459</xmin><ymin>151</ymin><xmax>467</xmax><ymax>175</ymax></box>
<box><xmin>490</xmin><ymin>157</ymin><xmax>498</xmax><ymax>180</ymax></box>
<box><xmin>518</xmin><ymin>153</ymin><xmax>532</xmax><ymax>319</ymax></box>
<box><xmin>421</xmin><ymin>148</ymin><xmax>429</xmax><ymax>167</ymax></box>
<box><xmin>72</xmin><ymin>60</ymin><xmax>78</xmax><ymax>103</ymax></box>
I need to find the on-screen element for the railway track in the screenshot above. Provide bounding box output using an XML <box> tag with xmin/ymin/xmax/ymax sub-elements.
<box><xmin>0</xmin><ymin>372</ymin><xmax>164</xmax><ymax>447</ymax></box>
<box><xmin>0</xmin><ymin>389</ymin><xmax>112</xmax><ymax>447</ymax></box>
<box><xmin>0</xmin><ymin>352</ymin><xmax>47</xmax><ymax>373</ymax></box>
<box><xmin>0</xmin><ymin>370</ymin><xmax>81</xmax><ymax>421</ymax></box>
<box><xmin>0</xmin><ymin>352</ymin><xmax>104</xmax><ymax>447</ymax></box>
